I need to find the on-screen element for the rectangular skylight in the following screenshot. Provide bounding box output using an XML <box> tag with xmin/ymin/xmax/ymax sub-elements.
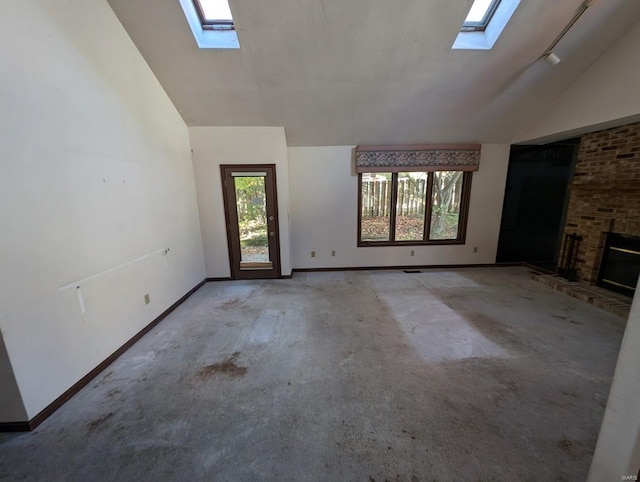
<box><xmin>453</xmin><ymin>0</ymin><xmax>520</xmax><ymax>50</ymax></box>
<box><xmin>463</xmin><ymin>0</ymin><xmax>501</xmax><ymax>30</ymax></box>
<box><xmin>180</xmin><ymin>0</ymin><xmax>239</xmax><ymax>48</ymax></box>
<box><xmin>193</xmin><ymin>0</ymin><xmax>234</xmax><ymax>28</ymax></box>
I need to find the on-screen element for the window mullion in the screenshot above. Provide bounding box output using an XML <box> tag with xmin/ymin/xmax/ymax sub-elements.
<box><xmin>423</xmin><ymin>172</ymin><xmax>435</xmax><ymax>241</ymax></box>
<box><xmin>389</xmin><ymin>173</ymin><xmax>399</xmax><ymax>242</ymax></box>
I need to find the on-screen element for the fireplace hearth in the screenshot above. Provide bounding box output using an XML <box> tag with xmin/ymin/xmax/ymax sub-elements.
<box><xmin>597</xmin><ymin>232</ymin><xmax>640</xmax><ymax>297</ymax></box>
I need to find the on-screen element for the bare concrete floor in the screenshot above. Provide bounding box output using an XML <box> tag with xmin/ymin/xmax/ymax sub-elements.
<box><xmin>0</xmin><ymin>267</ymin><xmax>627</xmax><ymax>481</ymax></box>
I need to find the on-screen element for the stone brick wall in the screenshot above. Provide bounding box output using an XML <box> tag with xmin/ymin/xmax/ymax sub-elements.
<box><xmin>563</xmin><ymin>122</ymin><xmax>640</xmax><ymax>283</ymax></box>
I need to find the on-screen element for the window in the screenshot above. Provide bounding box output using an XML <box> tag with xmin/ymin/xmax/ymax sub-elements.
<box><xmin>452</xmin><ymin>0</ymin><xmax>520</xmax><ymax>50</ymax></box>
<box><xmin>193</xmin><ymin>0</ymin><xmax>234</xmax><ymax>29</ymax></box>
<box><xmin>358</xmin><ymin>171</ymin><xmax>472</xmax><ymax>246</ymax></box>
<box><xmin>179</xmin><ymin>0</ymin><xmax>239</xmax><ymax>49</ymax></box>
<box><xmin>462</xmin><ymin>0</ymin><xmax>501</xmax><ymax>32</ymax></box>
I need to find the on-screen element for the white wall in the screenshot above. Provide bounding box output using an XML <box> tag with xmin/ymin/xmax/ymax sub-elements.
<box><xmin>190</xmin><ymin>127</ymin><xmax>292</xmax><ymax>277</ymax></box>
<box><xmin>517</xmin><ymin>20</ymin><xmax>640</xmax><ymax>143</ymax></box>
<box><xmin>588</xmin><ymin>278</ymin><xmax>640</xmax><ymax>480</ymax></box>
<box><xmin>0</xmin><ymin>0</ymin><xmax>205</xmax><ymax>420</ymax></box>
<box><xmin>288</xmin><ymin>145</ymin><xmax>510</xmax><ymax>269</ymax></box>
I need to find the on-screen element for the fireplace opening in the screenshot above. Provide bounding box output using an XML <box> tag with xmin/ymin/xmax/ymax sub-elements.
<box><xmin>597</xmin><ymin>232</ymin><xmax>640</xmax><ymax>297</ymax></box>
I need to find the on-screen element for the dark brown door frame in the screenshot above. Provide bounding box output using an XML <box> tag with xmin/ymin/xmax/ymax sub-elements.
<box><xmin>220</xmin><ymin>164</ymin><xmax>282</xmax><ymax>279</ymax></box>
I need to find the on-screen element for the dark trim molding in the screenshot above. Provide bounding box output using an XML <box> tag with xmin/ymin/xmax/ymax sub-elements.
<box><xmin>279</xmin><ymin>274</ymin><xmax>293</xmax><ymax>279</ymax></box>
<box><xmin>206</xmin><ymin>277</ymin><xmax>232</xmax><ymax>282</ymax></box>
<box><xmin>0</xmin><ymin>421</ymin><xmax>31</xmax><ymax>432</ymax></box>
<box><xmin>292</xmin><ymin>263</ymin><xmax>522</xmax><ymax>273</ymax></box>
<box><xmin>1</xmin><ymin>279</ymin><xmax>207</xmax><ymax>432</ymax></box>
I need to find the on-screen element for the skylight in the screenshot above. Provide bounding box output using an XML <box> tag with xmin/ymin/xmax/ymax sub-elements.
<box><xmin>462</xmin><ymin>0</ymin><xmax>501</xmax><ymax>31</ymax></box>
<box><xmin>179</xmin><ymin>0</ymin><xmax>239</xmax><ymax>48</ymax></box>
<box><xmin>193</xmin><ymin>0</ymin><xmax>234</xmax><ymax>28</ymax></box>
<box><xmin>452</xmin><ymin>0</ymin><xmax>520</xmax><ymax>50</ymax></box>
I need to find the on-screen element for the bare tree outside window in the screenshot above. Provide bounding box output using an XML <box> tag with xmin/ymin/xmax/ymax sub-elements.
<box><xmin>358</xmin><ymin>170</ymin><xmax>471</xmax><ymax>246</ymax></box>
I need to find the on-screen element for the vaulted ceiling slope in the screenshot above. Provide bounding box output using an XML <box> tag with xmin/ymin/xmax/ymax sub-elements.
<box><xmin>107</xmin><ymin>0</ymin><xmax>640</xmax><ymax>146</ymax></box>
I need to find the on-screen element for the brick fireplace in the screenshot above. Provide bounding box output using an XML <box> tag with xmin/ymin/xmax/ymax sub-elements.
<box><xmin>561</xmin><ymin>122</ymin><xmax>640</xmax><ymax>293</ymax></box>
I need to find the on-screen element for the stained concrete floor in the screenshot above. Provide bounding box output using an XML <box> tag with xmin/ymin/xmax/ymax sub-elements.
<box><xmin>0</xmin><ymin>267</ymin><xmax>627</xmax><ymax>481</ymax></box>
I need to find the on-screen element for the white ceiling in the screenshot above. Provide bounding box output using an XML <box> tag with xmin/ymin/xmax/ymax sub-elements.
<box><xmin>107</xmin><ymin>0</ymin><xmax>640</xmax><ymax>146</ymax></box>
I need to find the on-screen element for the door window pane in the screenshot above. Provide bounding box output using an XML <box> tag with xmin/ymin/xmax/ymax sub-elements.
<box><xmin>360</xmin><ymin>173</ymin><xmax>392</xmax><ymax>241</ymax></box>
<box><xmin>234</xmin><ymin>176</ymin><xmax>271</xmax><ymax>264</ymax></box>
<box><xmin>395</xmin><ymin>172</ymin><xmax>428</xmax><ymax>241</ymax></box>
<box><xmin>430</xmin><ymin>171</ymin><xmax>463</xmax><ymax>240</ymax></box>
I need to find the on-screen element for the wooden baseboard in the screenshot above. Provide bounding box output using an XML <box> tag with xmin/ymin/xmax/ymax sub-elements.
<box><xmin>207</xmin><ymin>275</ymin><xmax>294</xmax><ymax>280</ymax></box>
<box><xmin>292</xmin><ymin>262</ymin><xmax>522</xmax><ymax>273</ymax></box>
<box><xmin>1</xmin><ymin>279</ymin><xmax>207</xmax><ymax>432</ymax></box>
<box><xmin>0</xmin><ymin>421</ymin><xmax>31</xmax><ymax>432</ymax></box>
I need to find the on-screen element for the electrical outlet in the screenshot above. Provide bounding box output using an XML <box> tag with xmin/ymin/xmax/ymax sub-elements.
<box><xmin>331</xmin><ymin>250</ymin><xmax>336</xmax><ymax>257</ymax></box>
<box><xmin>144</xmin><ymin>293</ymin><xmax>150</xmax><ymax>305</ymax></box>
<box><xmin>473</xmin><ymin>246</ymin><xmax>478</xmax><ymax>253</ymax></box>
<box><xmin>311</xmin><ymin>251</ymin><xmax>316</xmax><ymax>258</ymax></box>
<box><xmin>410</xmin><ymin>250</ymin><xmax>415</xmax><ymax>256</ymax></box>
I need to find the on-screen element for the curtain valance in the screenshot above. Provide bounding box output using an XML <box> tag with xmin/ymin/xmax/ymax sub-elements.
<box><xmin>354</xmin><ymin>144</ymin><xmax>481</xmax><ymax>173</ymax></box>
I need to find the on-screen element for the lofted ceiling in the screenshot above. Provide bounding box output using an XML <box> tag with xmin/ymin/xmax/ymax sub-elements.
<box><xmin>107</xmin><ymin>0</ymin><xmax>640</xmax><ymax>146</ymax></box>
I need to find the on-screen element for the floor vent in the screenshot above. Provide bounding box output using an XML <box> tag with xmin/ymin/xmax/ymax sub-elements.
<box><xmin>403</xmin><ymin>270</ymin><xmax>421</xmax><ymax>274</ymax></box>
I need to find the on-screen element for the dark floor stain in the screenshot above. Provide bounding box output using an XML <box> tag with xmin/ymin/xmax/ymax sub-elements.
<box><xmin>94</xmin><ymin>371</ymin><xmax>114</xmax><ymax>387</ymax></box>
<box><xmin>197</xmin><ymin>352</ymin><xmax>248</xmax><ymax>379</ymax></box>
<box><xmin>87</xmin><ymin>412</ymin><xmax>114</xmax><ymax>431</ymax></box>
<box><xmin>463</xmin><ymin>312</ymin><xmax>517</xmax><ymax>347</ymax></box>
<box><xmin>106</xmin><ymin>389</ymin><xmax>121</xmax><ymax>398</ymax></box>
<box><xmin>553</xmin><ymin>314</ymin><xmax>582</xmax><ymax>325</ymax></box>
<box><xmin>557</xmin><ymin>439</ymin><xmax>573</xmax><ymax>453</ymax></box>
<box><xmin>218</xmin><ymin>298</ymin><xmax>244</xmax><ymax>310</ymax></box>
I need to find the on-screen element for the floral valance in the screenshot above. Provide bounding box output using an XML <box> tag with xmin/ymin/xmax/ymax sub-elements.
<box><xmin>355</xmin><ymin>144</ymin><xmax>481</xmax><ymax>173</ymax></box>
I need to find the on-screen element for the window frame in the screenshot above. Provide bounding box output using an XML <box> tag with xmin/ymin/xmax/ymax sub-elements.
<box><xmin>461</xmin><ymin>0</ymin><xmax>501</xmax><ymax>32</ymax></box>
<box><xmin>192</xmin><ymin>0</ymin><xmax>235</xmax><ymax>30</ymax></box>
<box><xmin>357</xmin><ymin>171</ymin><xmax>473</xmax><ymax>247</ymax></box>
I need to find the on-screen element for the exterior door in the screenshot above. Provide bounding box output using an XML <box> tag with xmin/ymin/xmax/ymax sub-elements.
<box><xmin>221</xmin><ymin>165</ymin><xmax>281</xmax><ymax>279</ymax></box>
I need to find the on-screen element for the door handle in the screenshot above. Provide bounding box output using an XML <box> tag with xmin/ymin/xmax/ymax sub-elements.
<box><xmin>270</xmin><ymin>232</ymin><xmax>275</xmax><ymax>237</ymax></box>
<box><xmin>268</xmin><ymin>216</ymin><xmax>274</xmax><ymax>221</ymax></box>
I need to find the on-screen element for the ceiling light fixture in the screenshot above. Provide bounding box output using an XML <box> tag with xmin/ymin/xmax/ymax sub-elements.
<box><xmin>545</xmin><ymin>52</ymin><xmax>562</xmax><ymax>65</ymax></box>
<box><xmin>540</xmin><ymin>0</ymin><xmax>593</xmax><ymax>66</ymax></box>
